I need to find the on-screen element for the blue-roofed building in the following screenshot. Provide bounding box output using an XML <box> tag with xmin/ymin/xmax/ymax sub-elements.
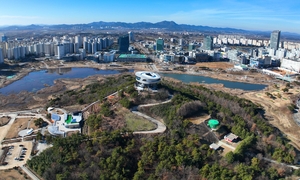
<box><xmin>51</xmin><ymin>113</ymin><xmax>61</xmax><ymax>121</ymax></box>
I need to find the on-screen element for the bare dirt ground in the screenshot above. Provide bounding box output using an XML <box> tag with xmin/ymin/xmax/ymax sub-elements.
<box><xmin>5</xmin><ymin>118</ymin><xmax>37</xmax><ymax>139</ymax></box>
<box><xmin>195</xmin><ymin>62</ymin><xmax>234</xmax><ymax>69</ymax></box>
<box><xmin>0</xmin><ymin>168</ymin><xmax>30</xmax><ymax>180</ymax></box>
<box><xmin>188</xmin><ymin>114</ymin><xmax>211</xmax><ymax>125</ymax></box>
<box><xmin>242</xmin><ymin>84</ymin><xmax>300</xmax><ymax>149</ymax></box>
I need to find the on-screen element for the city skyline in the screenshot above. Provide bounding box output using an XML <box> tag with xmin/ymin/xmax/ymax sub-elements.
<box><xmin>0</xmin><ymin>0</ymin><xmax>299</xmax><ymax>33</ymax></box>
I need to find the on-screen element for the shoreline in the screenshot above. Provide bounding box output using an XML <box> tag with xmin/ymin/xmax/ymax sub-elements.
<box><xmin>158</xmin><ymin>70</ymin><xmax>270</xmax><ymax>86</ymax></box>
<box><xmin>0</xmin><ymin>61</ymin><xmax>274</xmax><ymax>92</ymax></box>
<box><xmin>0</xmin><ymin>64</ymin><xmax>135</xmax><ymax>89</ymax></box>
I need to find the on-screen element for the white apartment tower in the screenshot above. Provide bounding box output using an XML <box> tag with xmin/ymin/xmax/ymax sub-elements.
<box><xmin>57</xmin><ymin>44</ymin><xmax>65</xmax><ymax>59</ymax></box>
<box><xmin>128</xmin><ymin>31</ymin><xmax>134</xmax><ymax>42</ymax></box>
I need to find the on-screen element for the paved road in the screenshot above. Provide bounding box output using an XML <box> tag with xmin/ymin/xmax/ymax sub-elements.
<box><xmin>261</xmin><ymin>157</ymin><xmax>299</xmax><ymax>169</ymax></box>
<box><xmin>217</xmin><ymin>141</ymin><xmax>236</xmax><ymax>151</ymax></box>
<box><xmin>20</xmin><ymin>165</ymin><xmax>40</xmax><ymax>180</ymax></box>
<box><xmin>132</xmin><ymin>111</ymin><xmax>166</xmax><ymax>134</ymax></box>
<box><xmin>138</xmin><ymin>98</ymin><xmax>172</xmax><ymax>108</ymax></box>
<box><xmin>131</xmin><ymin>96</ymin><xmax>172</xmax><ymax>134</ymax></box>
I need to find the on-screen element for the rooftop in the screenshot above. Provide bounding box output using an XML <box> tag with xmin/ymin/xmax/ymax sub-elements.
<box><xmin>118</xmin><ymin>54</ymin><xmax>147</xmax><ymax>59</ymax></box>
<box><xmin>225</xmin><ymin>133</ymin><xmax>238</xmax><ymax>141</ymax></box>
<box><xmin>209</xmin><ymin>143</ymin><xmax>220</xmax><ymax>150</ymax></box>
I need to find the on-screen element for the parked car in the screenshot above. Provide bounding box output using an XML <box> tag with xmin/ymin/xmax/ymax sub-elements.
<box><xmin>19</xmin><ymin>144</ymin><xmax>24</xmax><ymax>147</ymax></box>
<box><xmin>0</xmin><ymin>162</ymin><xmax>8</xmax><ymax>166</ymax></box>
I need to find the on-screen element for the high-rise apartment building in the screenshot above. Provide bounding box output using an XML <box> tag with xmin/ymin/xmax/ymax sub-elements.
<box><xmin>118</xmin><ymin>35</ymin><xmax>129</xmax><ymax>53</ymax></box>
<box><xmin>203</xmin><ymin>36</ymin><xmax>213</xmax><ymax>50</ymax></box>
<box><xmin>128</xmin><ymin>31</ymin><xmax>134</xmax><ymax>42</ymax></box>
<box><xmin>57</xmin><ymin>44</ymin><xmax>65</xmax><ymax>59</ymax></box>
<box><xmin>270</xmin><ymin>30</ymin><xmax>281</xmax><ymax>50</ymax></box>
<box><xmin>156</xmin><ymin>38</ymin><xmax>164</xmax><ymax>51</ymax></box>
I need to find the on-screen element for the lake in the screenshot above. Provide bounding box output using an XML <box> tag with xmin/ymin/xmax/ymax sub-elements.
<box><xmin>161</xmin><ymin>73</ymin><xmax>267</xmax><ymax>91</ymax></box>
<box><xmin>0</xmin><ymin>68</ymin><xmax>133</xmax><ymax>95</ymax></box>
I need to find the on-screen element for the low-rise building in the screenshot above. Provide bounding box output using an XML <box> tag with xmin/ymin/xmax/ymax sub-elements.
<box><xmin>116</xmin><ymin>54</ymin><xmax>147</xmax><ymax>62</ymax></box>
<box><xmin>224</xmin><ymin>133</ymin><xmax>238</xmax><ymax>143</ymax></box>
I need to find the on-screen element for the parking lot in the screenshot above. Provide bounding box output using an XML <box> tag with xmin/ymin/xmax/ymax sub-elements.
<box><xmin>0</xmin><ymin>141</ymin><xmax>33</xmax><ymax>170</ymax></box>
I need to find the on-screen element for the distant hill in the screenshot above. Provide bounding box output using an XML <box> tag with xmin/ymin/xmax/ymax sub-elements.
<box><xmin>0</xmin><ymin>20</ymin><xmax>299</xmax><ymax>39</ymax></box>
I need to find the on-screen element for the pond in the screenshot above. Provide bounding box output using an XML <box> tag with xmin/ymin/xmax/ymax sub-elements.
<box><xmin>0</xmin><ymin>68</ymin><xmax>133</xmax><ymax>95</ymax></box>
<box><xmin>161</xmin><ymin>73</ymin><xmax>267</xmax><ymax>91</ymax></box>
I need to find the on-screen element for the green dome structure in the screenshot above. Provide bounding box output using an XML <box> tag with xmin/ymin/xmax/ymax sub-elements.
<box><xmin>208</xmin><ymin>119</ymin><xmax>219</xmax><ymax>129</ymax></box>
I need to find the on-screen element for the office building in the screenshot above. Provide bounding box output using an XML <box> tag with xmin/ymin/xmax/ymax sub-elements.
<box><xmin>203</xmin><ymin>36</ymin><xmax>213</xmax><ymax>50</ymax></box>
<box><xmin>270</xmin><ymin>30</ymin><xmax>281</xmax><ymax>50</ymax></box>
<box><xmin>188</xmin><ymin>43</ymin><xmax>195</xmax><ymax>51</ymax></box>
<box><xmin>0</xmin><ymin>47</ymin><xmax>4</xmax><ymax>63</ymax></box>
<box><xmin>156</xmin><ymin>38</ymin><xmax>164</xmax><ymax>51</ymax></box>
<box><xmin>1</xmin><ymin>35</ymin><xmax>7</xmax><ymax>42</ymax></box>
<box><xmin>118</xmin><ymin>35</ymin><xmax>129</xmax><ymax>53</ymax></box>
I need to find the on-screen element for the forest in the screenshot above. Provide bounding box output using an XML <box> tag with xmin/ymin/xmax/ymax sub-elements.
<box><xmin>27</xmin><ymin>75</ymin><xmax>300</xmax><ymax>180</ymax></box>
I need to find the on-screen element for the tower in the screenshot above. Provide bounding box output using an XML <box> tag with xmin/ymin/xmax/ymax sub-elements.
<box><xmin>57</xmin><ymin>44</ymin><xmax>65</xmax><ymax>59</ymax></box>
<box><xmin>156</xmin><ymin>38</ymin><xmax>164</xmax><ymax>51</ymax></box>
<box><xmin>270</xmin><ymin>30</ymin><xmax>281</xmax><ymax>50</ymax></box>
<box><xmin>0</xmin><ymin>47</ymin><xmax>4</xmax><ymax>63</ymax></box>
<box><xmin>1</xmin><ymin>34</ymin><xmax>7</xmax><ymax>42</ymax></box>
<box><xmin>203</xmin><ymin>36</ymin><xmax>213</xmax><ymax>50</ymax></box>
<box><xmin>118</xmin><ymin>35</ymin><xmax>129</xmax><ymax>53</ymax></box>
<box><xmin>128</xmin><ymin>31</ymin><xmax>134</xmax><ymax>42</ymax></box>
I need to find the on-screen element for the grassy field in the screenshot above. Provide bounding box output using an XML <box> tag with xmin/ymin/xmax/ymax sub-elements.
<box><xmin>5</xmin><ymin>118</ymin><xmax>38</xmax><ymax>139</ymax></box>
<box><xmin>125</xmin><ymin>113</ymin><xmax>156</xmax><ymax>131</ymax></box>
<box><xmin>0</xmin><ymin>168</ymin><xmax>29</xmax><ymax>180</ymax></box>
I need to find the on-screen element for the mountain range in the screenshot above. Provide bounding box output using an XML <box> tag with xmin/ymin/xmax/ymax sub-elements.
<box><xmin>0</xmin><ymin>21</ymin><xmax>299</xmax><ymax>39</ymax></box>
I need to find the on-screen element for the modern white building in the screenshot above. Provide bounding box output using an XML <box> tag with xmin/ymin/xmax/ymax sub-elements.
<box><xmin>135</xmin><ymin>71</ymin><xmax>161</xmax><ymax>91</ymax></box>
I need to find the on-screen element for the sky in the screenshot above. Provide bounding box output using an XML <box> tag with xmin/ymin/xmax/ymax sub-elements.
<box><xmin>0</xmin><ymin>0</ymin><xmax>300</xmax><ymax>33</ymax></box>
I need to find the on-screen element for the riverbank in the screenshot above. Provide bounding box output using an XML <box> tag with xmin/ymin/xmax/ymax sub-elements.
<box><xmin>157</xmin><ymin>68</ymin><xmax>272</xmax><ymax>86</ymax></box>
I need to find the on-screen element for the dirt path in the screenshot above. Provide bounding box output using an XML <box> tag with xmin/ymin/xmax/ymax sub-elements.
<box><xmin>189</xmin><ymin>114</ymin><xmax>211</xmax><ymax>125</ymax></box>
